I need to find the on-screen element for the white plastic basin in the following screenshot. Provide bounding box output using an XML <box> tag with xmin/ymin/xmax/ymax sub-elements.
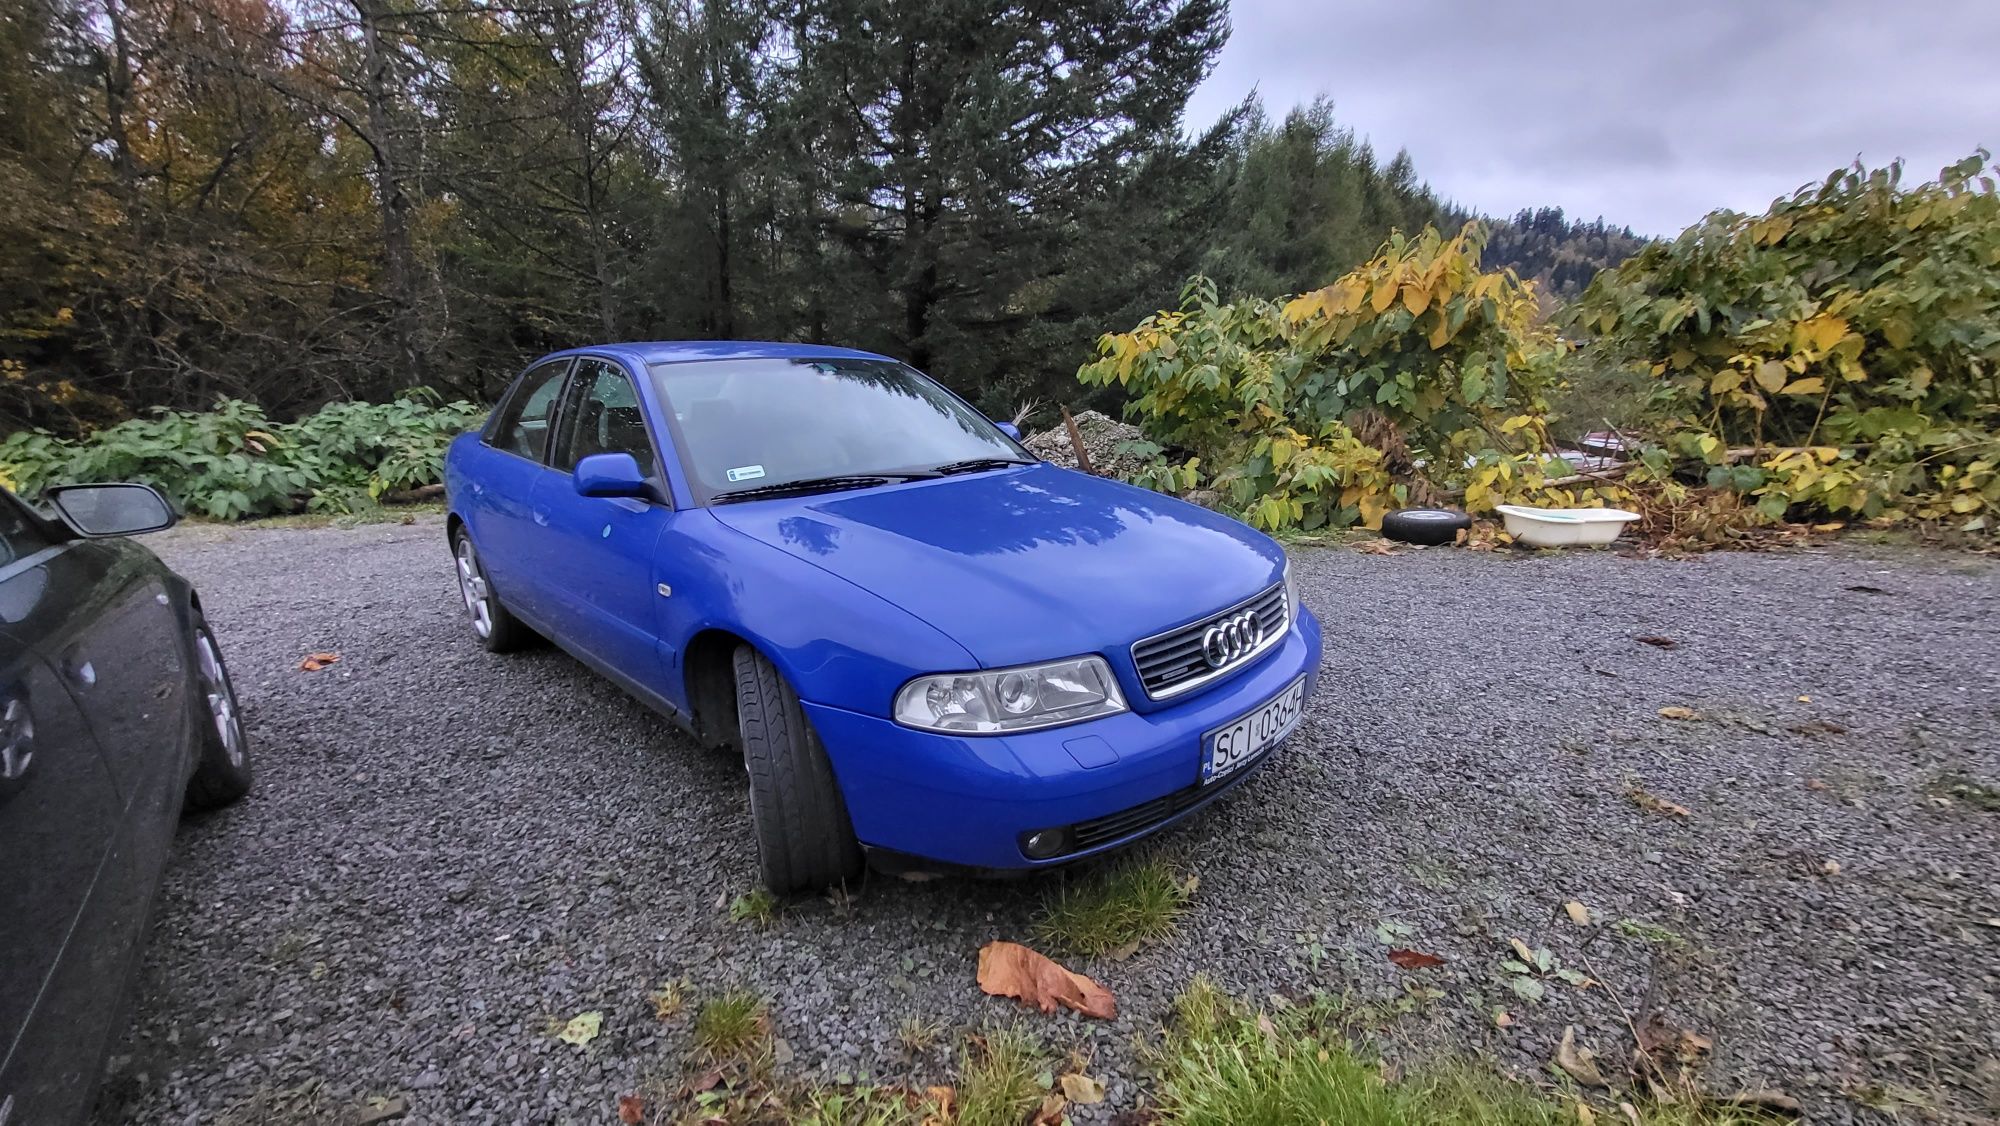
<box><xmin>1492</xmin><ymin>504</ymin><xmax>1641</xmax><ymax>547</ymax></box>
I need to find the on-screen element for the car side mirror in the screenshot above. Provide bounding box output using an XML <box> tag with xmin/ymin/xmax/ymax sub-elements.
<box><xmin>44</xmin><ymin>483</ymin><xmax>177</xmax><ymax>537</ymax></box>
<box><xmin>995</xmin><ymin>421</ymin><xmax>1021</xmax><ymax>441</ymax></box>
<box><xmin>574</xmin><ymin>452</ymin><xmax>654</xmax><ymax>500</ymax></box>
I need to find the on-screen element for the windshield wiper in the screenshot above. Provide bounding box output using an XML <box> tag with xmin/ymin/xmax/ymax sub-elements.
<box><xmin>711</xmin><ymin>472</ymin><xmax>934</xmax><ymax>504</ymax></box>
<box><xmin>929</xmin><ymin>457</ymin><xmax>1034</xmax><ymax>476</ymax></box>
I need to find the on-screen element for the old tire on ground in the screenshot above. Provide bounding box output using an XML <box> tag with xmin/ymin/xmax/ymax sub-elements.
<box><xmin>734</xmin><ymin>645</ymin><xmax>864</xmax><ymax>894</ymax></box>
<box><xmin>184</xmin><ymin>615</ymin><xmax>253</xmax><ymax>811</ymax></box>
<box><xmin>452</xmin><ymin>528</ymin><xmax>534</xmax><ymax>653</ymax></box>
<box><xmin>1381</xmin><ymin>507</ymin><xmax>1472</xmax><ymax>546</ymax></box>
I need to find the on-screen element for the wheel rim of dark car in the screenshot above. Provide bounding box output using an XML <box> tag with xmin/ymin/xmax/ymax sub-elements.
<box><xmin>195</xmin><ymin>628</ymin><xmax>245</xmax><ymax>767</ymax></box>
<box><xmin>455</xmin><ymin>538</ymin><xmax>494</xmax><ymax>638</ymax></box>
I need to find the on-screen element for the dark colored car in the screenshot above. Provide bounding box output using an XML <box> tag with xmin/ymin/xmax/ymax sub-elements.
<box><xmin>0</xmin><ymin>483</ymin><xmax>252</xmax><ymax>1125</ymax></box>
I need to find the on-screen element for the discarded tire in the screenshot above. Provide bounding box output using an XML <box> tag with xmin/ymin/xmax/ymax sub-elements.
<box><xmin>1380</xmin><ymin>507</ymin><xmax>1472</xmax><ymax>546</ymax></box>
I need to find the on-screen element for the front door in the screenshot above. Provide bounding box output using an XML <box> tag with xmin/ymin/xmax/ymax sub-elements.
<box><xmin>530</xmin><ymin>357</ymin><xmax>676</xmax><ymax>696</ymax></box>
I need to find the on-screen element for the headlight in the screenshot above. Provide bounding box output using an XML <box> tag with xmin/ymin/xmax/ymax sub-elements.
<box><xmin>1284</xmin><ymin>560</ymin><xmax>1300</xmax><ymax>626</ymax></box>
<box><xmin>893</xmin><ymin>655</ymin><xmax>1127</xmax><ymax>734</ymax></box>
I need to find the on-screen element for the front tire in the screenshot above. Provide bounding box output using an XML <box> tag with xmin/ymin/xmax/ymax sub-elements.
<box><xmin>452</xmin><ymin>529</ymin><xmax>532</xmax><ymax>652</ymax></box>
<box><xmin>733</xmin><ymin>646</ymin><xmax>863</xmax><ymax>894</ymax></box>
<box><xmin>184</xmin><ymin>615</ymin><xmax>252</xmax><ymax>811</ymax></box>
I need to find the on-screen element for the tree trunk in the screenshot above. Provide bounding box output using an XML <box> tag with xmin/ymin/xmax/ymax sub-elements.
<box><xmin>353</xmin><ymin>0</ymin><xmax>427</xmax><ymax>384</ymax></box>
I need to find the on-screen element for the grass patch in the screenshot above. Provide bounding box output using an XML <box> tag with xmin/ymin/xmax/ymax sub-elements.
<box><xmin>1034</xmin><ymin>855</ymin><xmax>1192</xmax><ymax>956</ymax></box>
<box><xmin>729</xmin><ymin>887</ymin><xmax>780</xmax><ymax>926</ymax></box>
<box><xmin>896</xmin><ymin>1015</ymin><xmax>943</xmax><ymax>1056</ymax></box>
<box><xmin>1154</xmin><ymin>978</ymin><xmax>1792</xmax><ymax>1126</ymax></box>
<box><xmin>221</xmin><ymin>501</ymin><xmax>446</xmax><ymax>530</ymax></box>
<box><xmin>693</xmin><ymin>989</ymin><xmax>769</xmax><ymax>1061</ymax></box>
<box><xmin>957</xmin><ymin>1028</ymin><xmax>1050</xmax><ymax>1126</ymax></box>
<box><xmin>1924</xmin><ymin>770</ymin><xmax>2000</xmax><ymax>811</ymax></box>
<box><xmin>1614</xmin><ymin>918</ymin><xmax>1691</xmax><ymax>950</ymax></box>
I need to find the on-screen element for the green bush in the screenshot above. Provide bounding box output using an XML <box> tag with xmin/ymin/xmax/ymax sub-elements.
<box><xmin>1572</xmin><ymin>152</ymin><xmax>2000</xmax><ymax>529</ymax></box>
<box><xmin>0</xmin><ymin>392</ymin><xmax>485</xmax><ymax>519</ymax></box>
<box><xmin>1078</xmin><ymin>223</ymin><xmax>1623</xmax><ymax>531</ymax></box>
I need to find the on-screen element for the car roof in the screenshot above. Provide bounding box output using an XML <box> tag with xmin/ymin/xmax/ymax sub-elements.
<box><xmin>547</xmin><ymin>341</ymin><xmax>898</xmax><ymax>368</ymax></box>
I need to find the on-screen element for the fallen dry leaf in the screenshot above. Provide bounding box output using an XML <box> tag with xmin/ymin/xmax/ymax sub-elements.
<box><xmin>1627</xmin><ymin>785</ymin><xmax>1691</xmax><ymax>818</ymax></box>
<box><xmin>556</xmin><ymin>1010</ymin><xmax>602</xmax><ymax>1046</ymax></box>
<box><xmin>1805</xmin><ymin>777</ymin><xmax>1828</xmax><ymax>791</ymax></box>
<box><xmin>1635</xmin><ymin>635</ymin><xmax>1679</xmax><ymax>650</ymax></box>
<box><xmin>1387</xmin><ymin>948</ymin><xmax>1446</xmax><ymax>969</ymax></box>
<box><xmin>1796</xmin><ymin>694</ymin><xmax>1812</xmax><ymax>703</ymax></box>
<box><xmin>1061</xmin><ymin>1073</ymin><xmax>1106</xmax><ymax>1105</ymax></box>
<box><xmin>1557</xmin><ymin>1026</ymin><xmax>1609</xmax><ymax>1088</ymax></box>
<box><xmin>1618</xmin><ymin>1101</ymin><xmax>1642</xmax><ymax>1126</ymax></box>
<box><xmin>1657</xmin><ymin>705</ymin><xmax>1698</xmax><ymax>720</ymax></box>
<box><xmin>1353</xmin><ymin>538</ymin><xmax>1398</xmax><ymax>555</ymax></box>
<box><xmin>297</xmin><ymin>651</ymin><xmax>340</xmax><ymax>671</ymax></box>
<box><xmin>1509</xmin><ymin>937</ymin><xmax>1537</xmax><ymax>964</ymax></box>
<box><xmin>1822</xmin><ymin>859</ymin><xmax>1841</xmax><ymax>876</ymax></box>
<box><xmin>1564</xmin><ymin>901</ymin><xmax>1592</xmax><ymax>926</ymax></box>
<box><xmin>1575</xmin><ymin>1101</ymin><xmax>1596</xmax><ymax>1125</ymax></box>
<box><xmin>1106</xmin><ymin>938</ymin><xmax>1142</xmax><ymax>962</ymax></box>
<box><xmin>1031</xmin><ymin>1092</ymin><xmax>1067</xmax><ymax>1125</ymax></box>
<box><xmin>1494</xmin><ymin>1010</ymin><xmax>1513</xmax><ymax>1028</ymax></box>
<box><xmin>924</xmin><ymin>1085</ymin><xmax>955</xmax><ymax>1124</ymax></box>
<box><xmin>618</xmin><ymin>1094</ymin><xmax>645</xmax><ymax>1124</ymax></box>
<box><xmin>976</xmin><ymin>940</ymin><xmax>1115</xmax><ymax>1020</ymax></box>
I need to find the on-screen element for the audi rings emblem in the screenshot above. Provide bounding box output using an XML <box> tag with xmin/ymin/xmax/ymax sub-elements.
<box><xmin>1200</xmin><ymin>611</ymin><xmax>1262</xmax><ymax>669</ymax></box>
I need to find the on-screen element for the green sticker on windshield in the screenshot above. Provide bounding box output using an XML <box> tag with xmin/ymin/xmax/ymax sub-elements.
<box><xmin>726</xmin><ymin>465</ymin><xmax>766</xmax><ymax>483</ymax></box>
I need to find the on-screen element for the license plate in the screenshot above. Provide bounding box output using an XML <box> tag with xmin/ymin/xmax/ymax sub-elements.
<box><xmin>1201</xmin><ymin>675</ymin><xmax>1306</xmax><ymax>785</ymax></box>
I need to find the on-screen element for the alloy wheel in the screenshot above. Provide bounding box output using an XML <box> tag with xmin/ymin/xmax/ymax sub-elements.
<box><xmin>194</xmin><ymin>628</ymin><xmax>246</xmax><ymax>767</ymax></box>
<box><xmin>455</xmin><ymin>536</ymin><xmax>494</xmax><ymax>638</ymax></box>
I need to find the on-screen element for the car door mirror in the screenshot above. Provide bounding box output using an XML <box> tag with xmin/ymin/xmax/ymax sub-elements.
<box><xmin>995</xmin><ymin>421</ymin><xmax>1021</xmax><ymax>441</ymax></box>
<box><xmin>44</xmin><ymin>484</ymin><xmax>177</xmax><ymax>537</ymax></box>
<box><xmin>573</xmin><ymin>452</ymin><xmax>654</xmax><ymax>500</ymax></box>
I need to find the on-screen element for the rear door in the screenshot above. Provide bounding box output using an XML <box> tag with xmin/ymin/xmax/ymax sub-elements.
<box><xmin>529</xmin><ymin>357</ymin><xmax>676</xmax><ymax>688</ymax></box>
<box><xmin>0</xmin><ymin>498</ymin><xmax>125</xmax><ymax>1125</ymax></box>
<box><xmin>460</xmin><ymin>358</ymin><xmax>573</xmax><ymax>623</ymax></box>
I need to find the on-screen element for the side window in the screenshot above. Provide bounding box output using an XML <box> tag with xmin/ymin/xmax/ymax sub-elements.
<box><xmin>551</xmin><ymin>360</ymin><xmax>660</xmax><ymax>478</ymax></box>
<box><xmin>487</xmin><ymin>360</ymin><xmax>571</xmax><ymax>462</ymax></box>
<box><xmin>0</xmin><ymin>494</ymin><xmax>53</xmax><ymax>569</ymax></box>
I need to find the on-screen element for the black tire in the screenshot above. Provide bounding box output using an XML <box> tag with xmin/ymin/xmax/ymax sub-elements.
<box><xmin>184</xmin><ymin>615</ymin><xmax>253</xmax><ymax>811</ymax></box>
<box><xmin>733</xmin><ymin>646</ymin><xmax>863</xmax><ymax>894</ymax></box>
<box><xmin>451</xmin><ymin>527</ymin><xmax>533</xmax><ymax>653</ymax></box>
<box><xmin>1380</xmin><ymin>507</ymin><xmax>1472</xmax><ymax>546</ymax></box>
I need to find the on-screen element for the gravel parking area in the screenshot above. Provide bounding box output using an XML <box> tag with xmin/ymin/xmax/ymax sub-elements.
<box><xmin>95</xmin><ymin>517</ymin><xmax>1999</xmax><ymax>1124</ymax></box>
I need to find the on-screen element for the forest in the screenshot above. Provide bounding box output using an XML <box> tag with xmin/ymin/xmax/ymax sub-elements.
<box><xmin>0</xmin><ymin>0</ymin><xmax>1637</xmax><ymax>435</ymax></box>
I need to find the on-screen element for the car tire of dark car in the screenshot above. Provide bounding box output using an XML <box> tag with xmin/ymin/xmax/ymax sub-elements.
<box><xmin>184</xmin><ymin>615</ymin><xmax>254</xmax><ymax>811</ymax></box>
<box><xmin>732</xmin><ymin>645</ymin><xmax>864</xmax><ymax>893</ymax></box>
<box><xmin>1380</xmin><ymin>507</ymin><xmax>1473</xmax><ymax>546</ymax></box>
<box><xmin>452</xmin><ymin>528</ymin><xmax>534</xmax><ymax>652</ymax></box>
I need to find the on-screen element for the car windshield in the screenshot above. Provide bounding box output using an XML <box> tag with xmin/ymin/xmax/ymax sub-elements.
<box><xmin>649</xmin><ymin>357</ymin><xmax>1027</xmax><ymax>504</ymax></box>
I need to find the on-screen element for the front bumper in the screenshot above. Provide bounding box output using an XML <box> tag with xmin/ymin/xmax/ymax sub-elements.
<box><xmin>803</xmin><ymin>606</ymin><xmax>1323</xmax><ymax>870</ymax></box>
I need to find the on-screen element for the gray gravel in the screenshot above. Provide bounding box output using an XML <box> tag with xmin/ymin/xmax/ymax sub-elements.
<box><xmin>94</xmin><ymin>518</ymin><xmax>2000</xmax><ymax>1124</ymax></box>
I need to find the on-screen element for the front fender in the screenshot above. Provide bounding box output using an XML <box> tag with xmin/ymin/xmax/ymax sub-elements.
<box><xmin>666</xmin><ymin>513</ymin><xmax>977</xmax><ymax>717</ymax></box>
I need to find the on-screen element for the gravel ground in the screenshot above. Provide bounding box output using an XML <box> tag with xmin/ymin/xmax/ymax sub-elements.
<box><xmin>94</xmin><ymin>517</ymin><xmax>1999</xmax><ymax>1125</ymax></box>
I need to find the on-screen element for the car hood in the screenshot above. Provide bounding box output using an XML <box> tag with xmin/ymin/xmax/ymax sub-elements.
<box><xmin>708</xmin><ymin>464</ymin><xmax>1284</xmax><ymax>668</ymax></box>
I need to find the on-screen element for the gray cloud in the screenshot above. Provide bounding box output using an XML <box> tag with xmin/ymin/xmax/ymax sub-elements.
<box><xmin>1186</xmin><ymin>0</ymin><xmax>2000</xmax><ymax>236</ymax></box>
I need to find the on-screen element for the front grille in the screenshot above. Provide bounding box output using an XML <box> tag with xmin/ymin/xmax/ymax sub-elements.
<box><xmin>1068</xmin><ymin>745</ymin><xmax>1276</xmax><ymax>851</ymax></box>
<box><xmin>1130</xmin><ymin>582</ymin><xmax>1288</xmax><ymax>699</ymax></box>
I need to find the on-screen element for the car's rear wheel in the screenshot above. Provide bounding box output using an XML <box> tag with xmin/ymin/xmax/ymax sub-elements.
<box><xmin>452</xmin><ymin>529</ymin><xmax>532</xmax><ymax>652</ymax></box>
<box><xmin>733</xmin><ymin>646</ymin><xmax>863</xmax><ymax>894</ymax></box>
<box><xmin>184</xmin><ymin>615</ymin><xmax>253</xmax><ymax>811</ymax></box>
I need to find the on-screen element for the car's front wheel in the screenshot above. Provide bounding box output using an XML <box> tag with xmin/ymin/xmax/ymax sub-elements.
<box><xmin>733</xmin><ymin>646</ymin><xmax>863</xmax><ymax>894</ymax></box>
<box><xmin>184</xmin><ymin>614</ymin><xmax>252</xmax><ymax>811</ymax></box>
<box><xmin>452</xmin><ymin>528</ymin><xmax>532</xmax><ymax>652</ymax></box>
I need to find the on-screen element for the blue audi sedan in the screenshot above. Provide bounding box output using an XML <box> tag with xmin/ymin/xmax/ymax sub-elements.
<box><xmin>443</xmin><ymin>342</ymin><xmax>1322</xmax><ymax>892</ymax></box>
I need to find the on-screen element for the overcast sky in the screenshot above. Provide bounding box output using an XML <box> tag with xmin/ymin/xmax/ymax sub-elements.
<box><xmin>1184</xmin><ymin>0</ymin><xmax>2000</xmax><ymax>237</ymax></box>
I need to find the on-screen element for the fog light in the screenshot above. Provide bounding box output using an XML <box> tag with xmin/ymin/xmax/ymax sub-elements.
<box><xmin>1020</xmin><ymin>827</ymin><xmax>1071</xmax><ymax>860</ymax></box>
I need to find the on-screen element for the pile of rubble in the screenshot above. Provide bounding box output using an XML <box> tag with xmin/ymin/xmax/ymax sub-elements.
<box><xmin>1022</xmin><ymin>410</ymin><xmax>1148</xmax><ymax>479</ymax></box>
